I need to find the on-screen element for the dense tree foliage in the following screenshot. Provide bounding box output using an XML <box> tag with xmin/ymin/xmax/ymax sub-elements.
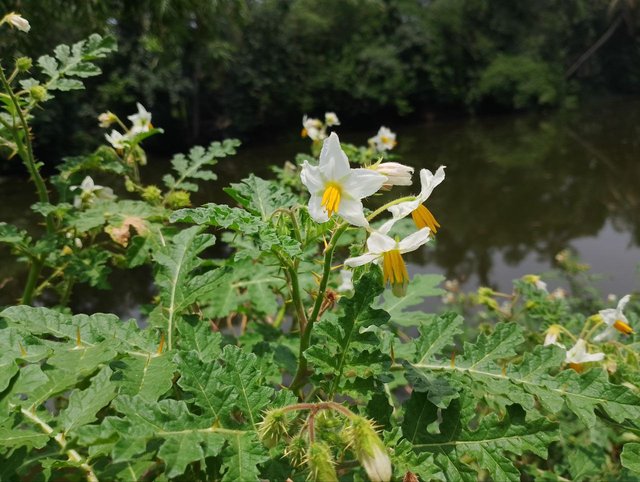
<box><xmin>1</xmin><ymin>0</ymin><xmax>639</xmax><ymax>155</ymax></box>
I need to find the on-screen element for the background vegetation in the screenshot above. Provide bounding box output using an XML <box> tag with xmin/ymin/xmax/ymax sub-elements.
<box><xmin>1</xmin><ymin>0</ymin><xmax>640</xmax><ymax>159</ymax></box>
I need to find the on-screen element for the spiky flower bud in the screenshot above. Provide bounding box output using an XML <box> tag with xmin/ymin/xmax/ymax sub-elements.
<box><xmin>15</xmin><ymin>56</ymin><xmax>32</xmax><ymax>71</ymax></box>
<box><xmin>284</xmin><ymin>435</ymin><xmax>307</xmax><ymax>468</ymax></box>
<box><xmin>345</xmin><ymin>416</ymin><xmax>392</xmax><ymax>482</ymax></box>
<box><xmin>29</xmin><ymin>85</ymin><xmax>47</xmax><ymax>102</ymax></box>
<box><xmin>257</xmin><ymin>408</ymin><xmax>290</xmax><ymax>448</ymax></box>
<box><xmin>142</xmin><ymin>185</ymin><xmax>163</xmax><ymax>204</ymax></box>
<box><xmin>307</xmin><ymin>441</ymin><xmax>338</xmax><ymax>482</ymax></box>
<box><xmin>165</xmin><ymin>190</ymin><xmax>191</xmax><ymax>209</ymax></box>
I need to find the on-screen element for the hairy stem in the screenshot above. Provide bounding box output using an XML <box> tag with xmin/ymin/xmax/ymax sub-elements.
<box><xmin>21</xmin><ymin>257</ymin><xmax>43</xmax><ymax>305</ymax></box>
<box><xmin>289</xmin><ymin>223</ymin><xmax>348</xmax><ymax>391</ymax></box>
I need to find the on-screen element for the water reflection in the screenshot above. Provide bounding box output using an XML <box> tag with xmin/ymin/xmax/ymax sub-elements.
<box><xmin>1</xmin><ymin>97</ymin><xmax>640</xmax><ymax>315</ymax></box>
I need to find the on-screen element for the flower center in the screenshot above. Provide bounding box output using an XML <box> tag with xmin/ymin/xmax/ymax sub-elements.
<box><xmin>382</xmin><ymin>249</ymin><xmax>409</xmax><ymax>296</ymax></box>
<box><xmin>613</xmin><ymin>319</ymin><xmax>633</xmax><ymax>335</ymax></box>
<box><xmin>321</xmin><ymin>183</ymin><xmax>342</xmax><ymax>217</ymax></box>
<box><xmin>411</xmin><ymin>204</ymin><xmax>440</xmax><ymax>234</ymax></box>
<box><xmin>568</xmin><ymin>362</ymin><xmax>584</xmax><ymax>373</ymax></box>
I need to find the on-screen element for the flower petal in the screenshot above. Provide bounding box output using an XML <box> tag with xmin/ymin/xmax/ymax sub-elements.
<box><xmin>367</xmin><ymin>231</ymin><xmax>396</xmax><ymax>254</ymax></box>
<box><xmin>344</xmin><ymin>252</ymin><xmax>380</xmax><ymax>267</ymax></box>
<box><xmin>342</xmin><ymin>169</ymin><xmax>387</xmax><ymax>199</ymax></box>
<box><xmin>598</xmin><ymin>308</ymin><xmax>617</xmax><ymax>327</ymax></box>
<box><xmin>417</xmin><ymin>165</ymin><xmax>446</xmax><ymax>202</ymax></box>
<box><xmin>300</xmin><ymin>160</ymin><xmax>324</xmax><ymax>194</ymax></box>
<box><xmin>388</xmin><ymin>199</ymin><xmax>421</xmax><ymax>220</ymax></box>
<box><xmin>307</xmin><ymin>195</ymin><xmax>329</xmax><ymax>224</ymax></box>
<box><xmin>398</xmin><ymin>228</ymin><xmax>431</xmax><ymax>253</ymax></box>
<box><xmin>319</xmin><ymin>132</ymin><xmax>349</xmax><ymax>180</ymax></box>
<box><xmin>617</xmin><ymin>294</ymin><xmax>631</xmax><ymax>312</ymax></box>
<box><xmin>593</xmin><ymin>326</ymin><xmax>617</xmax><ymax>342</ymax></box>
<box><xmin>337</xmin><ymin>197</ymin><xmax>368</xmax><ymax>227</ymax></box>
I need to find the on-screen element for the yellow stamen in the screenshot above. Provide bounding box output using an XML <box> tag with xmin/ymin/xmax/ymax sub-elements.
<box><xmin>301</xmin><ymin>128</ymin><xmax>308</xmax><ymax>138</ymax></box>
<box><xmin>613</xmin><ymin>319</ymin><xmax>633</xmax><ymax>335</ymax></box>
<box><xmin>382</xmin><ymin>249</ymin><xmax>409</xmax><ymax>296</ymax></box>
<box><xmin>321</xmin><ymin>183</ymin><xmax>342</xmax><ymax>217</ymax></box>
<box><xmin>411</xmin><ymin>204</ymin><xmax>440</xmax><ymax>234</ymax></box>
<box><xmin>569</xmin><ymin>363</ymin><xmax>584</xmax><ymax>373</ymax></box>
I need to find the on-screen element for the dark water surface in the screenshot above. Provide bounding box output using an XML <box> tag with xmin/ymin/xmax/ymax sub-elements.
<box><xmin>2</xmin><ymin>97</ymin><xmax>640</xmax><ymax>317</ymax></box>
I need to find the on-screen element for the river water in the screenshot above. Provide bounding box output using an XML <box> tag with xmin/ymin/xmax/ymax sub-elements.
<box><xmin>1</xmin><ymin>97</ymin><xmax>639</xmax><ymax>317</ymax></box>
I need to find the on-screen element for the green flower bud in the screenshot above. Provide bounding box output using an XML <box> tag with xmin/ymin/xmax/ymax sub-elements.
<box><xmin>15</xmin><ymin>56</ymin><xmax>32</xmax><ymax>71</ymax></box>
<box><xmin>142</xmin><ymin>185</ymin><xmax>163</xmax><ymax>204</ymax></box>
<box><xmin>307</xmin><ymin>441</ymin><xmax>338</xmax><ymax>482</ymax></box>
<box><xmin>165</xmin><ymin>190</ymin><xmax>191</xmax><ymax>209</ymax></box>
<box><xmin>29</xmin><ymin>85</ymin><xmax>47</xmax><ymax>102</ymax></box>
<box><xmin>257</xmin><ymin>408</ymin><xmax>290</xmax><ymax>448</ymax></box>
<box><xmin>124</xmin><ymin>177</ymin><xmax>136</xmax><ymax>193</ymax></box>
<box><xmin>284</xmin><ymin>435</ymin><xmax>307</xmax><ymax>468</ymax></box>
<box><xmin>345</xmin><ymin>416</ymin><xmax>392</xmax><ymax>482</ymax></box>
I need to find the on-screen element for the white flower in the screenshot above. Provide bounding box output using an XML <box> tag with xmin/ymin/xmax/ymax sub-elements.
<box><xmin>105</xmin><ymin>130</ymin><xmax>127</xmax><ymax>149</ymax></box>
<box><xmin>373</xmin><ymin>162</ymin><xmax>414</xmax><ymax>188</ymax></box>
<box><xmin>300</xmin><ymin>132</ymin><xmax>386</xmax><ymax>227</ymax></box>
<box><xmin>337</xmin><ymin>269</ymin><xmax>354</xmax><ymax>292</ymax></box>
<box><xmin>565</xmin><ymin>339</ymin><xmax>604</xmax><ymax>369</ymax></box>
<box><xmin>369</xmin><ymin>126</ymin><xmax>397</xmax><ymax>151</ymax></box>
<box><xmin>523</xmin><ymin>274</ymin><xmax>548</xmax><ymax>293</ymax></box>
<box><xmin>128</xmin><ymin>103</ymin><xmax>153</xmax><ymax>134</ymax></box>
<box><xmin>324</xmin><ymin>112</ymin><xmax>340</xmax><ymax>127</ymax></box>
<box><xmin>543</xmin><ymin>325</ymin><xmax>565</xmax><ymax>348</ymax></box>
<box><xmin>345</xmin><ymin>226</ymin><xmax>431</xmax><ymax>296</ymax></box>
<box><xmin>3</xmin><ymin>13</ymin><xmax>30</xmax><ymax>32</ymax></box>
<box><xmin>594</xmin><ymin>294</ymin><xmax>634</xmax><ymax>342</ymax></box>
<box><xmin>387</xmin><ymin>166</ymin><xmax>445</xmax><ymax>234</ymax></box>
<box><xmin>301</xmin><ymin>115</ymin><xmax>325</xmax><ymax>141</ymax></box>
<box><xmin>70</xmin><ymin>176</ymin><xmax>114</xmax><ymax>208</ymax></box>
<box><xmin>98</xmin><ymin>111</ymin><xmax>116</xmax><ymax>128</ymax></box>
<box><xmin>550</xmin><ymin>287</ymin><xmax>567</xmax><ymax>300</ymax></box>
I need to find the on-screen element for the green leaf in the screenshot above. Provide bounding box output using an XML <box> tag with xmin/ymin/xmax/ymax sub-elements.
<box><xmin>306</xmin><ymin>271</ymin><xmax>391</xmax><ymax>393</ymax></box>
<box><xmin>403</xmin><ymin>393</ymin><xmax>558</xmax><ymax>481</ymax></box>
<box><xmin>59</xmin><ymin>366</ymin><xmax>117</xmax><ymax>434</ymax></box>
<box><xmin>621</xmin><ymin>443</ymin><xmax>640</xmax><ymax>474</ymax></box>
<box><xmin>224</xmin><ymin>174</ymin><xmax>296</xmax><ymax>220</ymax></box>
<box><xmin>413</xmin><ymin>312</ymin><xmax>464</xmax><ymax>364</ymax></box>
<box><xmin>376</xmin><ymin>274</ymin><xmax>445</xmax><ymax>327</ymax></box>
<box><xmin>116</xmin><ymin>353</ymin><xmax>176</xmax><ymax>401</ymax></box>
<box><xmin>220</xmin><ymin>431</ymin><xmax>269</xmax><ymax>482</ymax></box>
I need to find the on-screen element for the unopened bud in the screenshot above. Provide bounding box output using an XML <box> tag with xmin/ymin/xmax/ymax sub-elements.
<box><xmin>15</xmin><ymin>56</ymin><xmax>32</xmax><ymax>71</ymax></box>
<box><xmin>3</xmin><ymin>13</ymin><xmax>30</xmax><ymax>32</ymax></box>
<box><xmin>374</xmin><ymin>162</ymin><xmax>414</xmax><ymax>188</ymax></box>
<box><xmin>284</xmin><ymin>435</ymin><xmax>307</xmax><ymax>468</ymax></box>
<box><xmin>29</xmin><ymin>85</ymin><xmax>47</xmax><ymax>102</ymax></box>
<box><xmin>124</xmin><ymin>177</ymin><xmax>136</xmax><ymax>192</ymax></box>
<box><xmin>165</xmin><ymin>190</ymin><xmax>191</xmax><ymax>209</ymax></box>
<box><xmin>307</xmin><ymin>442</ymin><xmax>338</xmax><ymax>482</ymax></box>
<box><xmin>257</xmin><ymin>408</ymin><xmax>290</xmax><ymax>448</ymax></box>
<box><xmin>345</xmin><ymin>416</ymin><xmax>392</xmax><ymax>482</ymax></box>
<box><xmin>142</xmin><ymin>185</ymin><xmax>162</xmax><ymax>204</ymax></box>
<box><xmin>98</xmin><ymin>111</ymin><xmax>117</xmax><ymax>128</ymax></box>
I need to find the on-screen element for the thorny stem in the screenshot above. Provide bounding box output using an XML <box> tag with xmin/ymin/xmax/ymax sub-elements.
<box><xmin>289</xmin><ymin>223</ymin><xmax>348</xmax><ymax>391</ymax></box>
<box><xmin>17</xmin><ymin>406</ymin><xmax>99</xmax><ymax>482</ymax></box>
<box><xmin>279</xmin><ymin>401</ymin><xmax>356</xmax><ymax>419</ymax></box>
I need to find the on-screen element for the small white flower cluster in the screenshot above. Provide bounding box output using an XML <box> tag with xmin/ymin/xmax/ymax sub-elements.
<box><xmin>300</xmin><ymin>131</ymin><xmax>445</xmax><ymax>297</ymax></box>
<box><xmin>543</xmin><ymin>294</ymin><xmax>634</xmax><ymax>370</ymax></box>
<box><xmin>301</xmin><ymin>112</ymin><xmax>340</xmax><ymax>141</ymax></box>
<box><xmin>368</xmin><ymin>126</ymin><xmax>397</xmax><ymax>152</ymax></box>
<box><xmin>99</xmin><ymin>103</ymin><xmax>153</xmax><ymax>149</ymax></box>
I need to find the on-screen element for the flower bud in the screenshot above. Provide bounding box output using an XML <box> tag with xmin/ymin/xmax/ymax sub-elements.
<box><xmin>345</xmin><ymin>416</ymin><xmax>392</xmax><ymax>482</ymax></box>
<box><xmin>29</xmin><ymin>85</ymin><xmax>47</xmax><ymax>102</ymax></box>
<box><xmin>3</xmin><ymin>13</ymin><xmax>30</xmax><ymax>32</ymax></box>
<box><xmin>142</xmin><ymin>185</ymin><xmax>163</xmax><ymax>204</ymax></box>
<box><xmin>307</xmin><ymin>441</ymin><xmax>338</xmax><ymax>482</ymax></box>
<box><xmin>15</xmin><ymin>56</ymin><xmax>32</xmax><ymax>71</ymax></box>
<box><xmin>257</xmin><ymin>408</ymin><xmax>290</xmax><ymax>448</ymax></box>
<box><xmin>165</xmin><ymin>190</ymin><xmax>191</xmax><ymax>209</ymax></box>
<box><xmin>284</xmin><ymin>435</ymin><xmax>307</xmax><ymax>468</ymax></box>
<box><xmin>98</xmin><ymin>111</ymin><xmax>117</xmax><ymax>128</ymax></box>
<box><xmin>374</xmin><ymin>162</ymin><xmax>414</xmax><ymax>188</ymax></box>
